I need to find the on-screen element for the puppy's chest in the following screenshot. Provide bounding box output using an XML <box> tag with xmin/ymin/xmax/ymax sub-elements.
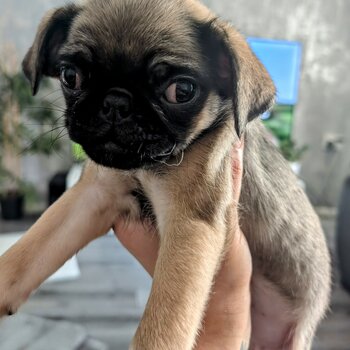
<box><xmin>131</xmin><ymin>188</ymin><xmax>156</xmax><ymax>222</ymax></box>
<box><xmin>128</xmin><ymin>171</ymin><xmax>175</xmax><ymax>234</ymax></box>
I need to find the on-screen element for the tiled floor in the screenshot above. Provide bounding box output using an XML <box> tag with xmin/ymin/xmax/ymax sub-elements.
<box><xmin>0</xmin><ymin>212</ymin><xmax>349</xmax><ymax>349</ymax></box>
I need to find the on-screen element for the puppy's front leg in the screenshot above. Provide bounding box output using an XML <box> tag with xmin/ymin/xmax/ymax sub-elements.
<box><xmin>132</xmin><ymin>218</ymin><xmax>228</xmax><ymax>350</ymax></box>
<box><xmin>0</xmin><ymin>162</ymin><xmax>132</xmax><ymax>317</ymax></box>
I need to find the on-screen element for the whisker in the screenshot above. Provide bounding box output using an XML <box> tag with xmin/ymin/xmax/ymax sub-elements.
<box><xmin>50</xmin><ymin>128</ymin><xmax>67</xmax><ymax>151</ymax></box>
<box><xmin>138</xmin><ymin>142</ymin><xmax>144</xmax><ymax>154</ymax></box>
<box><xmin>52</xmin><ymin>132</ymin><xmax>70</xmax><ymax>160</ymax></box>
<box><xmin>24</xmin><ymin>106</ymin><xmax>65</xmax><ymax>113</ymax></box>
<box><xmin>22</xmin><ymin>113</ymin><xmax>66</xmax><ymax>128</ymax></box>
<box><xmin>52</xmin><ymin>113</ymin><xmax>66</xmax><ymax>124</ymax></box>
<box><xmin>156</xmin><ymin>143</ymin><xmax>177</xmax><ymax>157</ymax></box>
<box><xmin>45</xmin><ymin>98</ymin><xmax>66</xmax><ymax>111</ymax></box>
<box><xmin>48</xmin><ymin>95</ymin><xmax>65</xmax><ymax>106</ymax></box>
<box><xmin>19</xmin><ymin>125</ymin><xmax>66</xmax><ymax>155</ymax></box>
<box><xmin>150</xmin><ymin>149</ymin><xmax>184</xmax><ymax>167</ymax></box>
<box><xmin>23</xmin><ymin>124</ymin><xmax>64</xmax><ymax>127</ymax></box>
<box><xmin>37</xmin><ymin>88</ymin><xmax>62</xmax><ymax>100</ymax></box>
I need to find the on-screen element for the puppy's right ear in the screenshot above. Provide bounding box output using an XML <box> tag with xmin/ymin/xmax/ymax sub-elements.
<box><xmin>186</xmin><ymin>0</ymin><xmax>275</xmax><ymax>137</ymax></box>
<box><xmin>22</xmin><ymin>5</ymin><xmax>81</xmax><ymax>95</ymax></box>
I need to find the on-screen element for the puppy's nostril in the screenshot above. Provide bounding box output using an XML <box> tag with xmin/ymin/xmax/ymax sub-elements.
<box><xmin>117</xmin><ymin>97</ymin><xmax>130</xmax><ymax>115</ymax></box>
<box><xmin>102</xmin><ymin>100</ymin><xmax>112</xmax><ymax>115</ymax></box>
<box><xmin>102</xmin><ymin>91</ymin><xmax>132</xmax><ymax>121</ymax></box>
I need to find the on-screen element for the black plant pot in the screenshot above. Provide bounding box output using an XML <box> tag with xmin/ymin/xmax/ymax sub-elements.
<box><xmin>0</xmin><ymin>194</ymin><xmax>24</xmax><ymax>220</ymax></box>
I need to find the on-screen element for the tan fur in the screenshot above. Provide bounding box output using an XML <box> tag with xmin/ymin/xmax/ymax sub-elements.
<box><xmin>184</xmin><ymin>0</ymin><xmax>276</xmax><ymax>135</ymax></box>
<box><xmin>0</xmin><ymin>164</ymin><xmax>137</xmax><ymax>313</ymax></box>
<box><xmin>1</xmin><ymin>1</ymin><xmax>330</xmax><ymax>349</ymax></box>
<box><xmin>130</xmin><ymin>120</ymin><xmax>236</xmax><ymax>349</ymax></box>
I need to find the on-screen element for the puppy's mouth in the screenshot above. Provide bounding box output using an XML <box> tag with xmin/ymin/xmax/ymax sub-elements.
<box><xmin>83</xmin><ymin>140</ymin><xmax>178</xmax><ymax>170</ymax></box>
<box><xmin>68</xmin><ymin>120</ymin><xmax>178</xmax><ymax>170</ymax></box>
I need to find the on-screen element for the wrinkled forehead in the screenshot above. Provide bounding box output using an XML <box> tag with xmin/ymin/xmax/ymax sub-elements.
<box><xmin>62</xmin><ymin>0</ymin><xmax>203</xmax><ymax>70</ymax></box>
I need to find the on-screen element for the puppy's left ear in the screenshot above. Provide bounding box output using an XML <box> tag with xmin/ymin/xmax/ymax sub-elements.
<box><xmin>22</xmin><ymin>5</ymin><xmax>81</xmax><ymax>95</ymax></box>
<box><xmin>202</xmin><ymin>20</ymin><xmax>276</xmax><ymax>137</ymax></box>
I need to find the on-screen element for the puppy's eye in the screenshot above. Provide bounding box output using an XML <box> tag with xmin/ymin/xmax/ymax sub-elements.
<box><xmin>60</xmin><ymin>66</ymin><xmax>83</xmax><ymax>90</ymax></box>
<box><xmin>164</xmin><ymin>80</ymin><xmax>196</xmax><ymax>104</ymax></box>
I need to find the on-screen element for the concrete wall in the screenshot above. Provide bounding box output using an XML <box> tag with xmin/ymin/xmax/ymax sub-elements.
<box><xmin>1</xmin><ymin>0</ymin><xmax>349</xmax><ymax>206</ymax></box>
<box><xmin>203</xmin><ymin>0</ymin><xmax>350</xmax><ymax>206</ymax></box>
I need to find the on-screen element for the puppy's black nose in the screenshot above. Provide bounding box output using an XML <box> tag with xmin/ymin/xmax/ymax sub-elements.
<box><xmin>101</xmin><ymin>88</ymin><xmax>132</xmax><ymax>122</ymax></box>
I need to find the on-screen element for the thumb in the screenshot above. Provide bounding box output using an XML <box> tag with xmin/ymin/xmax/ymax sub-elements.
<box><xmin>232</xmin><ymin>139</ymin><xmax>244</xmax><ymax>202</ymax></box>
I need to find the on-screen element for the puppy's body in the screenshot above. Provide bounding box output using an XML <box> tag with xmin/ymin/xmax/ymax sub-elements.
<box><xmin>108</xmin><ymin>118</ymin><xmax>330</xmax><ymax>349</ymax></box>
<box><xmin>242</xmin><ymin>121</ymin><xmax>330</xmax><ymax>348</ymax></box>
<box><xmin>0</xmin><ymin>0</ymin><xmax>330</xmax><ymax>349</ymax></box>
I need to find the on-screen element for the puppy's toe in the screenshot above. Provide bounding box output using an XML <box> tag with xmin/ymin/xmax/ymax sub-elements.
<box><xmin>0</xmin><ymin>303</ymin><xmax>15</xmax><ymax>318</ymax></box>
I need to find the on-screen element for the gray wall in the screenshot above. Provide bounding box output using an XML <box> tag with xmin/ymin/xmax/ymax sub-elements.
<box><xmin>0</xmin><ymin>0</ymin><xmax>67</xmax><ymax>57</ymax></box>
<box><xmin>203</xmin><ymin>0</ymin><xmax>350</xmax><ymax>206</ymax></box>
<box><xmin>0</xmin><ymin>0</ymin><xmax>74</xmax><ymax>206</ymax></box>
<box><xmin>1</xmin><ymin>0</ymin><xmax>349</xmax><ymax>206</ymax></box>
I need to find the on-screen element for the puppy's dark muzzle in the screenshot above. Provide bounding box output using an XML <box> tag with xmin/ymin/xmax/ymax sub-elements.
<box><xmin>101</xmin><ymin>88</ymin><xmax>133</xmax><ymax>123</ymax></box>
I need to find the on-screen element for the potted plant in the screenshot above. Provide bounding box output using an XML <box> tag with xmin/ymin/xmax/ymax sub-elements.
<box><xmin>263</xmin><ymin>105</ymin><xmax>307</xmax><ymax>175</ymax></box>
<box><xmin>279</xmin><ymin>138</ymin><xmax>308</xmax><ymax>175</ymax></box>
<box><xmin>0</xmin><ymin>164</ymin><xmax>24</xmax><ymax>220</ymax></box>
<box><xmin>0</xmin><ymin>51</ymin><xmax>63</xmax><ymax>220</ymax></box>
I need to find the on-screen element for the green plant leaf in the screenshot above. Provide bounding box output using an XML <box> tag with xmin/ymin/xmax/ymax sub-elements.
<box><xmin>0</xmin><ymin>66</ymin><xmax>65</xmax><ymax>196</ymax></box>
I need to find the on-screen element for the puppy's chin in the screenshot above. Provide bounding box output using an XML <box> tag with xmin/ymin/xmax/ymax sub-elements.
<box><xmin>67</xmin><ymin>120</ymin><xmax>177</xmax><ymax>169</ymax></box>
<box><xmin>82</xmin><ymin>143</ymin><xmax>139</xmax><ymax>170</ymax></box>
<box><xmin>80</xmin><ymin>140</ymin><xmax>176</xmax><ymax>170</ymax></box>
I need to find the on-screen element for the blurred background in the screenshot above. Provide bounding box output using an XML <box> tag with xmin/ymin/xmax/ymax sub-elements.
<box><xmin>0</xmin><ymin>0</ymin><xmax>349</xmax><ymax>349</ymax></box>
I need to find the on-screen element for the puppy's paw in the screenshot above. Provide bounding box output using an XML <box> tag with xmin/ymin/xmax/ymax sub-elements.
<box><xmin>0</xmin><ymin>284</ymin><xmax>18</xmax><ymax>318</ymax></box>
<box><xmin>0</xmin><ymin>284</ymin><xmax>19</xmax><ymax>318</ymax></box>
<box><xmin>0</xmin><ymin>303</ymin><xmax>16</xmax><ymax>318</ymax></box>
<box><xmin>0</xmin><ymin>264</ymin><xmax>28</xmax><ymax>318</ymax></box>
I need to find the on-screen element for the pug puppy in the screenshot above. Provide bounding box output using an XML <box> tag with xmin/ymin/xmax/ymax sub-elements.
<box><xmin>0</xmin><ymin>0</ymin><xmax>330</xmax><ymax>349</ymax></box>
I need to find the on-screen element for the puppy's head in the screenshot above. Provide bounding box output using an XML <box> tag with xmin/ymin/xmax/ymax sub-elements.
<box><xmin>23</xmin><ymin>0</ymin><xmax>275</xmax><ymax>170</ymax></box>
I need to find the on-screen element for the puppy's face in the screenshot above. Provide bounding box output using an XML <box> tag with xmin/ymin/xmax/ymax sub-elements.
<box><xmin>23</xmin><ymin>0</ymin><xmax>275</xmax><ymax>170</ymax></box>
<box><xmin>58</xmin><ymin>1</ymin><xmax>216</xmax><ymax>169</ymax></box>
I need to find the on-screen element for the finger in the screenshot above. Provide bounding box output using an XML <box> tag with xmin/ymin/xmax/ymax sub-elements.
<box><xmin>232</xmin><ymin>139</ymin><xmax>244</xmax><ymax>202</ymax></box>
<box><xmin>214</xmin><ymin>229</ymin><xmax>252</xmax><ymax>292</ymax></box>
<box><xmin>198</xmin><ymin>229</ymin><xmax>252</xmax><ymax>349</ymax></box>
<box><xmin>113</xmin><ymin>220</ymin><xmax>159</xmax><ymax>276</ymax></box>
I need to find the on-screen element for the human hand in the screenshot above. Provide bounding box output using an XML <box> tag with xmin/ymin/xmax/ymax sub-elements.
<box><xmin>114</xmin><ymin>141</ymin><xmax>252</xmax><ymax>349</ymax></box>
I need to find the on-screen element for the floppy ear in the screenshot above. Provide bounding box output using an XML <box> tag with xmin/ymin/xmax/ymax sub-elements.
<box><xmin>22</xmin><ymin>5</ymin><xmax>81</xmax><ymax>95</ymax></box>
<box><xmin>200</xmin><ymin>19</ymin><xmax>276</xmax><ymax>137</ymax></box>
